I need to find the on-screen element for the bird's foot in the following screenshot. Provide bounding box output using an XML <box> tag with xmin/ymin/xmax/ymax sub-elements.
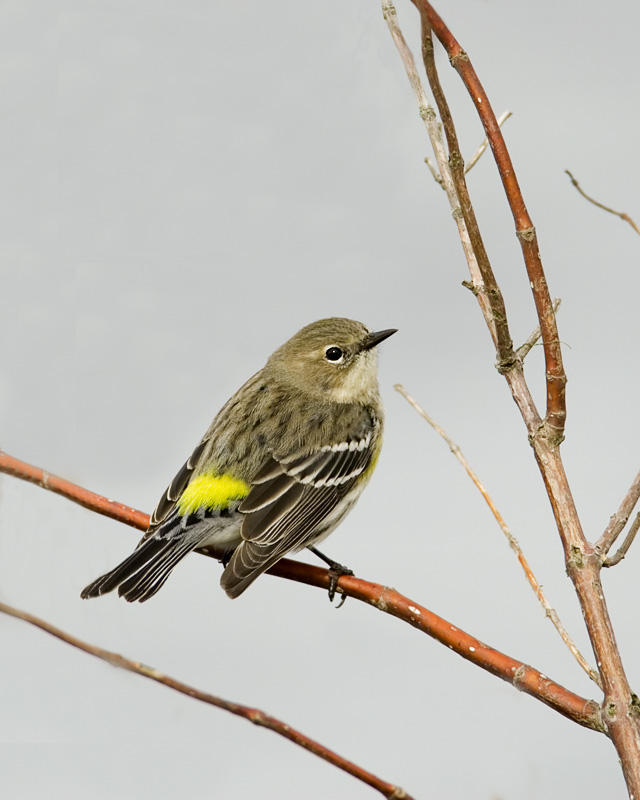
<box><xmin>327</xmin><ymin>563</ymin><xmax>353</xmax><ymax>607</ymax></box>
<box><xmin>308</xmin><ymin>546</ymin><xmax>353</xmax><ymax>606</ymax></box>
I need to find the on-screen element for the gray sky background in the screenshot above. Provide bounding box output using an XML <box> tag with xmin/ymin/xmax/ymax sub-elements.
<box><xmin>1</xmin><ymin>1</ymin><xmax>639</xmax><ymax>797</ymax></box>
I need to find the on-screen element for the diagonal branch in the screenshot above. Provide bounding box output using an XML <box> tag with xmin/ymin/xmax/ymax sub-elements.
<box><xmin>464</xmin><ymin>111</ymin><xmax>512</xmax><ymax>175</ymax></box>
<box><xmin>0</xmin><ymin>600</ymin><xmax>412</xmax><ymax>800</ymax></box>
<box><xmin>603</xmin><ymin>513</ymin><xmax>640</xmax><ymax>568</ymax></box>
<box><xmin>565</xmin><ymin>170</ymin><xmax>640</xmax><ymax>237</ymax></box>
<box><xmin>596</xmin><ymin>469</ymin><xmax>640</xmax><ymax>559</ymax></box>
<box><xmin>411</xmin><ymin>0</ymin><xmax>566</xmax><ymax>442</ymax></box>
<box><xmin>394</xmin><ymin>383</ymin><xmax>601</xmax><ymax>687</ymax></box>
<box><xmin>0</xmin><ymin>449</ymin><xmax>604</xmax><ymax>733</ymax></box>
<box><xmin>516</xmin><ymin>299</ymin><xmax>561</xmax><ymax>361</ymax></box>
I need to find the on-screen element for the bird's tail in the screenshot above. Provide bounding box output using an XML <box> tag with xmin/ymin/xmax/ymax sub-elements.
<box><xmin>81</xmin><ymin>532</ymin><xmax>198</xmax><ymax>603</ymax></box>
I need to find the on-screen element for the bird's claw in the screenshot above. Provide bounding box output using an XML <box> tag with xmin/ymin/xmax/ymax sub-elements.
<box><xmin>327</xmin><ymin>563</ymin><xmax>354</xmax><ymax>607</ymax></box>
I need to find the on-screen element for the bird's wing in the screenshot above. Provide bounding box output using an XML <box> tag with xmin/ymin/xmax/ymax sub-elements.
<box><xmin>146</xmin><ymin>437</ymin><xmax>210</xmax><ymax>533</ymax></box>
<box><xmin>220</xmin><ymin>434</ymin><xmax>374</xmax><ymax>597</ymax></box>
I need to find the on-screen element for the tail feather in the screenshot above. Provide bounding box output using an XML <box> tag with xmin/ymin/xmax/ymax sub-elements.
<box><xmin>118</xmin><ymin>539</ymin><xmax>196</xmax><ymax>602</ymax></box>
<box><xmin>80</xmin><ymin>532</ymin><xmax>199</xmax><ymax>603</ymax></box>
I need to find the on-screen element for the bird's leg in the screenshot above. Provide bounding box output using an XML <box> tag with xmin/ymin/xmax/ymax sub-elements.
<box><xmin>308</xmin><ymin>546</ymin><xmax>354</xmax><ymax>605</ymax></box>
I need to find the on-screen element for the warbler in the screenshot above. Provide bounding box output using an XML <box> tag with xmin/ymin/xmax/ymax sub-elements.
<box><xmin>81</xmin><ymin>318</ymin><xmax>396</xmax><ymax>602</ymax></box>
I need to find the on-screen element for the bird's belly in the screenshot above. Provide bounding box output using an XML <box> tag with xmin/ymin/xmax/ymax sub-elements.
<box><xmin>295</xmin><ymin>488</ymin><xmax>362</xmax><ymax>551</ymax></box>
<box><xmin>199</xmin><ymin>515</ymin><xmax>243</xmax><ymax>550</ymax></box>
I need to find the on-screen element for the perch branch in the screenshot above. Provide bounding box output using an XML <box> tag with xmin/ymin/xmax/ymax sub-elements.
<box><xmin>0</xmin><ymin>600</ymin><xmax>411</xmax><ymax>800</ymax></box>
<box><xmin>565</xmin><ymin>170</ymin><xmax>640</xmax><ymax>237</ymax></box>
<box><xmin>0</xmin><ymin>449</ymin><xmax>603</xmax><ymax>733</ymax></box>
<box><xmin>394</xmin><ymin>383</ymin><xmax>601</xmax><ymax>687</ymax></box>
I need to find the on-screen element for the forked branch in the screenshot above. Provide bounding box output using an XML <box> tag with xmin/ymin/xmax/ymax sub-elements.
<box><xmin>389</xmin><ymin>2</ymin><xmax>640</xmax><ymax>793</ymax></box>
<box><xmin>411</xmin><ymin>0</ymin><xmax>566</xmax><ymax>441</ymax></box>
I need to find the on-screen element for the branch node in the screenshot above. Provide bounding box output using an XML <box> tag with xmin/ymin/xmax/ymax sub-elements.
<box><xmin>495</xmin><ymin>353</ymin><xmax>519</xmax><ymax>375</ymax></box>
<box><xmin>568</xmin><ymin>545</ymin><xmax>585</xmax><ymax>570</ymax></box>
<box><xmin>449</xmin><ymin>151</ymin><xmax>464</xmax><ymax>171</ymax></box>
<box><xmin>449</xmin><ymin>50</ymin><xmax>469</xmax><ymax>67</ymax></box>
<box><xmin>516</xmin><ymin>226</ymin><xmax>536</xmax><ymax>242</ymax></box>
<box><xmin>461</xmin><ymin>279</ymin><xmax>479</xmax><ymax>295</ymax></box>
<box><xmin>513</xmin><ymin>664</ymin><xmax>527</xmax><ymax>689</ymax></box>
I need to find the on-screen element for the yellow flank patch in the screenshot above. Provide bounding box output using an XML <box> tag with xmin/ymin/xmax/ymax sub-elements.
<box><xmin>361</xmin><ymin>436</ymin><xmax>382</xmax><ymax>483</ymax></box>
<box><xmin>177</xmin><ymin>473</ymin><xmax>250</xmax><ymax>516</ymax></box>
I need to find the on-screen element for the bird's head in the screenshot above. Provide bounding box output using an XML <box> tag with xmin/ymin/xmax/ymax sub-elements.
<box><xmin>265</xmin><ymin>317</ymin><xmax>397</xmax><ymax>404</ymax></box>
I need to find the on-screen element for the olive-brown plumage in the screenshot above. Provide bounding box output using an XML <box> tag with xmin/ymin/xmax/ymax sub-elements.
<box><xmin>81</xmin><ymin>318</ymin><xmax>396</xmax><ymax>601</ymax></box>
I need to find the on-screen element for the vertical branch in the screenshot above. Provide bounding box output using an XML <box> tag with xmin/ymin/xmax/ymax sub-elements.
<box><xmin>419</xmin><ymin>23</ymin><xmax>516</xmax><ymax>376</ymax></box>
<box><xmin>413</xmin><ymin>0</ymin><xmax>567</xmax><ymax>443</ymax></box>
<box><xmin>386</xmin><ymin>2</ymin><xmax>640</xmax><ymax>793</ymax></box>
<box><xmin>381</xmin><ymin>0</ymin><xmax>497</xmax><ymax>348</ymax></box>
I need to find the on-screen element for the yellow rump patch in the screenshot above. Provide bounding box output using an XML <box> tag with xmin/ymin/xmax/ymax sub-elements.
<box><xmin>177</xmin><ymin>473</ymin><xmax>250</xmax><ymax>516</ymax></box>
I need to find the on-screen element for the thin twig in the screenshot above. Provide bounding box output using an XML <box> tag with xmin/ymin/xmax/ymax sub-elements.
<box><xmin>0</xmin><ymin>449</ymin><xmax>604</xmax><ymax>732</ymax></box>
<box><xmin>565</xmin><ymin>170</ymin><xmax>640</xmax><ymax>237</ymax></box>
<box><xmin>419</xmin><ymin>23</ymin><xmax>516</xmax><ymax>376</ymax></box>
<box><xmin>464</xmin><ymin>111</ymin><xmax>512</xmax><ymax>174</ymax></box>
<box><xmin>0</xmin><ymin>601</ymin><xmax>412</xmax><ymax>800</ymax></box>
<box><xmin>516</xmin><ymin>299</ymin><xmax>562</xmax><ymax>361</ymax></box>
<box><xmin>423</xmin><ymin>155</ymin><xmax>443</xmax><ymax>184</ymax></box>
<box><xmin>394</xmin><ymin>384</ymin><xmax>601</xmax><ymax>687</ymax></box>
<box><xmin>381</xmin><ymin>0</ymin><xmax>499</xmax><ymax>347</ymax></box>
<box><xmin>604</xmin><ymin>513</ymin><xmax>640</xmax><ymax>568</ymax></box>
<box><xmin>596</xmin><ymin>469</ymin><xmax>640</xmax><ymax>558</ymax></box>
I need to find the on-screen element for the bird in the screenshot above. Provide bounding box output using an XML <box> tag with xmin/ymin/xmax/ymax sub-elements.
<box><xmin>81</xmin><ymin>317</ymin><xmax>396</xmax><ymax>602</ymax></box>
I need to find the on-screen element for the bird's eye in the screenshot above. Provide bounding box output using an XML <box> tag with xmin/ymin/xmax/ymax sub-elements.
<box><xmin>325</xmin><ymin>346</ymin><xmax>344</xmax><ymax>363</ymax></box>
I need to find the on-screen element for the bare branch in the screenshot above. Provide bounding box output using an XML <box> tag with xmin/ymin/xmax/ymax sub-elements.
<box><xmin>516</xmin><ymin>299</ymin><xmax>562</xmax><ymax>361</ymax></box>
<box><xmin>423</xmin><ymin>154</ymin><xmax>443</xmax><ymax>185</ymax></box>
<box><xmin>394</xmin><ymin>384</ymin><xmax>601</xmax><ymax>687</ymax></box>
<box><xmin>0</xmin><ymin>600</ymin><xmax>412</xmax><ymax>800</ymax></box>
<box><xmin>464</xmin><ymin>110</ymin><xmax>512</xmax><ymax>175</ymax></box>
<box><xmin>604</xmin><ymin>513</ymin><xmax>640</xmax><ymax>568</ymax></box>
<box><xmin>596</xmin><ymin>469</ymin><xmax>640</xmax><ymax>558</ymax></box>
<box><xmin>395</xmin><ymin>3</ymin><xmax>640</xmax><ymax>792</ymax></box>
<box><xmin>0</xmin><ymin>449</ymin><xmax>148</xmax><ymax>531</ymax></box>
<box><xmin>0</xmin><ymin>449</ymin><xmax>604</xmax><ymax>732</ymax></box>
<box><xmin>565</xmin><ymin>170</ymin><xmax>640</xmax><ymax>237</ymax></box>
<box><xmin>412</xmin><ymin>0</ymin><xmax>566</xmax><ymax>442</ymax></box>
<box><xmin>418</xmin><ymin>23</ymin><xmax>516</xmax><ymax>376</ymax></box>
<box><xmin>381</xmin><ymin>0</ymin><xmax>498</xmax><ymax>351</ymax></box>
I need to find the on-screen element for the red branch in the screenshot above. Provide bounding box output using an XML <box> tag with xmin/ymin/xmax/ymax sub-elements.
<box><xmin>411</xmin><ymin>0</ymin><xmax>566</xmax><ymax>442</ymax></box>
<box><xmin>0</xmin><ymin>600</ymin><xmax>411</xmax><ymax>800</ymax></box>
<box><xmin>0</xmin><ymin>449</ymin><xmax>603</xmax><ymax>733</ymax></box>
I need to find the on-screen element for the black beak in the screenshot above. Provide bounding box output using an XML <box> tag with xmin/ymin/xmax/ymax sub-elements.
<box><xmin>362</xmin><ymin>328</ymin><xmax>398</xmax><ymax>351</ymax></box>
